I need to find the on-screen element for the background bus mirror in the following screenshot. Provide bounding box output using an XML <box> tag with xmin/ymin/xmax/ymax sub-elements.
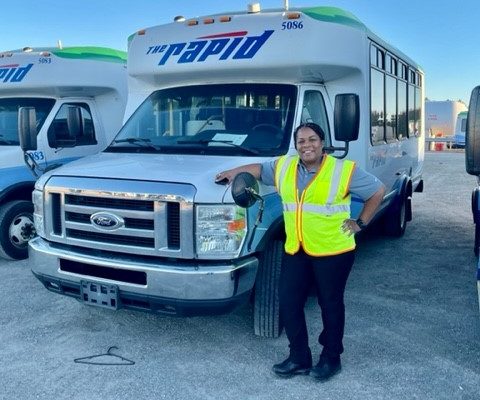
<box><xmin>18</xmin><ymin>107</ymin><xmax>38</xmax><ymax>151</ymax></box>
<box><xmin>334</xmin><ymin>94</ymin><xmax>359</xmax><ymax>142</ymax></box>
<box><xmin>67</xmin><ymin>106</ymin><xmax>82</xmax><ymax>138</ymax></box>
<box><xmin>466</xmin><ymin>86</ymin><xmax>480</xmax><ymax>175</ymax></box>
<box><xmin>232</xmin><ymin>172</ymin><xmax>260</xmax><ymax>208</ymax></box>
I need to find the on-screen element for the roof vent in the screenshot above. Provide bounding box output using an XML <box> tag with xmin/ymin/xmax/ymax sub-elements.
<box><xmin>174</xmin><ymin>15</ymin><xmax>185</xmax><ymax>22</ymax></box>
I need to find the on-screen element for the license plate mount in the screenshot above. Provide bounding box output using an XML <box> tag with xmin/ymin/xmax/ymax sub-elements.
<box><xmin>80</xmin><ymin>281</ymin><xmax>119</xmax><ymax>310</ymax></box>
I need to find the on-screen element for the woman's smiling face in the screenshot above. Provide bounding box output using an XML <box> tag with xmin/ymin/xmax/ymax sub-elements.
<box><xmin>295</xmin><ymin>127</ymin><xmax>324</xmax><ymax>168</ymax></box>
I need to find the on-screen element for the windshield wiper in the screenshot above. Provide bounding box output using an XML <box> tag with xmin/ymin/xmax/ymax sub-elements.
<box><xmin>176</xmin><ymin>139</ymin><xmax>259</xmax><ymax>155</ymax></box>
<box><xmin>110</xmin><ymin>137</ymin><xmax>162</xmax><ymax>151</ymax></box>
<box><xmin>0</xmin><ymin>135</ymin><xmax>15</xmax><ymax>145</ymax></box>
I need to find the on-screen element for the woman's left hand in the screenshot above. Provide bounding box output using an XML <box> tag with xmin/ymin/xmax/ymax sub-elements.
<box><xmin>342</xmin><ymin>219</ymin><xmax>361</xmax><ymax>236</ymax></box>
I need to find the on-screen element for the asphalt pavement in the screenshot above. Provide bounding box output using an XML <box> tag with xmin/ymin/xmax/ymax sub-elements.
<box><xmin>1</xmin><ymin>151</ymin><xmax>479</xmax><ymax>400</ymax></box>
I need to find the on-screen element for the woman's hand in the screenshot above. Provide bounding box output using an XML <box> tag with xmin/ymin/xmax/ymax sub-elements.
<box><xmin>215</xmin><ymin>164</ymin><xmax>263</xmax><ymax>185</ymax></box>
<box><xmin>215</xmin><ymin>170</ymin><xmax>236</xmax><ymax>185</ymax></box>
<box><xmin>342</xmin><ymin>219</ymin><xmax>361</xmax><ymax>236</ymax></box>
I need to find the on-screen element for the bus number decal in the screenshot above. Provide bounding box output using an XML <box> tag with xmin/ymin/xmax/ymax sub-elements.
<box><xmin>29</xmin><ymin>151</ymin><xmax>45</xmax><ymax>161</ymax></box>
<box><xmin>38</xmin><ymin>58</ymin><xmax>51</xmax><ymax>64</ymax></box>
<box><xmin>281</xmin><ymin>21</ymin><xmax>304</xmax><ymax>30</ymax></box>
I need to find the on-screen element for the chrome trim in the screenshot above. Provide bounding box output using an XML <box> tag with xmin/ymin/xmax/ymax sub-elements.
<box><xmin>29</xmin><ymin>237</ymin><xmax>258</xmax><ymax>300</ymax></box>
<box><xmin>43</xmin><ymin>176</ymin><xmax>196</xmax><ymax>258</ymax></box>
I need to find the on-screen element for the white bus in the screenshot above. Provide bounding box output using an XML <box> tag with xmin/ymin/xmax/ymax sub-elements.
<box><xmin>25</xmin><ymin>4</ymin><xmax>424</xmax><ymax>337</ymax></box>
<box><xmin>0</xmin><ymin>46</ymin><xmax>127</xmax><ymax>260</ymax></box>
<box><xmin>454</xmin><ymin>111</ymin><xmax>468</xmax><ymax>147</ymax></box>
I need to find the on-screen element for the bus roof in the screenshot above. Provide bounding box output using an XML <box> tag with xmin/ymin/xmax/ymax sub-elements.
<box><xmin>2</xmin><ymin>46</ymin><xmax>126</xmax><ymax>64</ymax></box>
<box><xmin>130</xmin><ymin>5</ymin><xmax>421</xmax><ymax>72</ymax></box>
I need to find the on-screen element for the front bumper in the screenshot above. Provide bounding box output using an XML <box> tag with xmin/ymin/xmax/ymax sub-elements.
<box><xmin>29</xmin><ymin>237</ymin><xmax>258</xmax><ymax>316</ymax></box>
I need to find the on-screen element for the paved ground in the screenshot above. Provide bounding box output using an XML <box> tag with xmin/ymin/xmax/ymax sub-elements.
<box><xmin>1</xmin><ymin>151</ymin><xmax>479</xmax><ymax>400</ymax></box>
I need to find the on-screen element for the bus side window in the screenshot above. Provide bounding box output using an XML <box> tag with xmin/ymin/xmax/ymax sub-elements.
<box><xmin>301</xmin><ymin>90</ymin><xmax>331</xmax><ymax>146</ymax></box>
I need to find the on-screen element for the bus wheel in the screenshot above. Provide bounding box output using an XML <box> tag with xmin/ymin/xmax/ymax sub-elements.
<box><xmin>253</xmin><ymin>239</ymin><xmax>284</xmax><ymax>338</ymax></box>
<box><xmin>0</xmin><ymin>201</ymin><xmax>35</xmax><ymax>260</ymax></box>
<box><xmin>383</xmin><ymin>192</ymin><xmax>409</xmax><ymax>237</ymax></box>
<box><xmin>475</xmin><ymin>224</ymin><xmax>480</xmax><ymax>257</ymax></box>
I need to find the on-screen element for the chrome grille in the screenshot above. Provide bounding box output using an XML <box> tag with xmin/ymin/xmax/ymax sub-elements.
<box><xmin>43</xmin><ymin>177</ymin><xmax>195</xmax><ymax>258</ymax></box>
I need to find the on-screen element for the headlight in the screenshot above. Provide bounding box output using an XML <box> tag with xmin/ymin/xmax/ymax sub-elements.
<box><xmin>32</xmin><ymin>189</ymin><xmax>45</xmax><ymax>237</ymax></box>
<box><xmin>196</xmin><ymin>205</ymin><xmax>247</xmax><ymax>259</ymax></box>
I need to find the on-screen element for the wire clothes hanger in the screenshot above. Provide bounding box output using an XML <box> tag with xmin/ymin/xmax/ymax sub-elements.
<box><xmin>74</xmin><ymin>346</ymin><xmax>135</xmax><ymax>366</ymax></box>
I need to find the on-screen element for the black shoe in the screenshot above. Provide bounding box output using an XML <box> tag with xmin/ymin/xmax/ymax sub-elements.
<box><xmin>310</xmin><ymin>358</ymin><xmax>341</xmax><ymax>381</ymax></box>
<box><xmin>272</xmin><ymin>357</ymin><xmax>311</xmax><ymax>378</ymax></box>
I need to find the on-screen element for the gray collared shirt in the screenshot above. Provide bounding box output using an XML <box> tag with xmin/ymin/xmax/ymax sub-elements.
<box><xmin>260</xmin><ymin>157</ymin><xmax>383</xmax><ymax>200</ymax></box>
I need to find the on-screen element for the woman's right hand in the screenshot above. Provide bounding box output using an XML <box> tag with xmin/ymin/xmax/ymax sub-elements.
<box><xmin>215</xmin><ymin>170</ymin><xmax>235</xmax><ymax>185</ymax></box>
<box><xmin>214</xmin><ymin>164</ymin><xmax>262</xmax><ymax>185</ymax></box>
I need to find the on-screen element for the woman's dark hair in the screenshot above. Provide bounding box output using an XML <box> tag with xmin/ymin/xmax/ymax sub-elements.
<box><xmin>293</xmin><ymin>123</ymin><xmax>325</xmax><ymax>147</ymax></box>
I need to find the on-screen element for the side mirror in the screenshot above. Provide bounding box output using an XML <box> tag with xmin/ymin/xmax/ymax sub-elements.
<box><xmin>334</xmin><ymin>94</ymin><xmax>359</xmax><ymax>142</ymax></box>
<box><xmin>231</xmin><ymin>172</ymin><xmax>260</xmax><ymax>208</ymax></box>
<box><xmin>466</xmin><ymin>86</ymin><xmax>480</xmax><ymax>175</ymax></box>
<box><xmin>18</xmin><ymin>107</ymin><xmax>38</xmax><ymax>151</ymax></box>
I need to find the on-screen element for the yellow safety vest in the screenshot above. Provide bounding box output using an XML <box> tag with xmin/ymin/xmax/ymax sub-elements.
<box><xmin>274</xmin><ymin>154</ymin><xmax>356</xmax><ymax>256</ymax></box>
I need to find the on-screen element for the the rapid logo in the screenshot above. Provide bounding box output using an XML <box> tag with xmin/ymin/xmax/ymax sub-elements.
<box><xmin>0</xmin><ymin>63</ymin><xmax>33</xmax><ymax>83</ymax></box>
<box><xmin>147</xmin><ymin>30</ymin><xmax>274</xmax><ymax>65</ymax></box>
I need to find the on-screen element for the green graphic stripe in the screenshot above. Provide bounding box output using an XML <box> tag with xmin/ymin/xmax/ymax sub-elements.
<box><xmin>301</xmin><ymin>6</ymin><xmax>366</xmax><ymax>30</ymax></box>
<box><xmin>51</xmin><ymin>47</ymin><xmax>127</xmax><ymax>63</ymax></box>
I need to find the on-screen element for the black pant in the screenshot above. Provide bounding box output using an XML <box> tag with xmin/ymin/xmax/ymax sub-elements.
<box><xmin>279</xmin><ymin>248</ymin><xmax>355</xmax><ymax>363</ymax></box>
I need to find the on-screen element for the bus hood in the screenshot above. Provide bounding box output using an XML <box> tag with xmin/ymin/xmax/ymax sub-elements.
<box><xmin>44</xmin><ymin>152</ymin><xmax>267</xmax><ymax>203</ymax></box>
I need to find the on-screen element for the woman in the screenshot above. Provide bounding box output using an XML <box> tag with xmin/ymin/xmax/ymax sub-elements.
<box><xmin>215</xmin><ymin>123</ymin><xmax>385</xmax><ymax>381</ymax></box>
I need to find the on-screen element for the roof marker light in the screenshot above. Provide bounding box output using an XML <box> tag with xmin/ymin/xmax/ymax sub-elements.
<box><xmin>137</xmin><ymin>29</ymin><xmax>146</xmax><ymax>36</ymax></box>
<box><xmin>203</xmin><ymin>18</ymin><xmax>215</xmax><ymax>24</ymax></box>
<box><xmin>285</xmin><ymin>12</ymin><xmax>301</xmax><ymax>19</ymax></box>
<box><xmin>219</xmin><ymin>16</ymin><xmax>232</xmax><ymax>22</ymax></box>
<box><xmin>248</xmin><ymin>3</ymin><xmax>261</xmax><ymax>13</ymax></box>
<box><xmin>39</xmin><ymin>51</ymin><xmax>51</xmax><ymax>57</ymax></box>
<box><xmin>187</xmin><ymin>19</ymin><xmax>199</xmax><ymax>26</ymax></box>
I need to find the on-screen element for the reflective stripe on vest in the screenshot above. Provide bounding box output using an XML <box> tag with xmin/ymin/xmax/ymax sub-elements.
<box><xmin>275</xmin><ymin>154</ymin><xmax>356</xmax><ymax>256</ymax></box>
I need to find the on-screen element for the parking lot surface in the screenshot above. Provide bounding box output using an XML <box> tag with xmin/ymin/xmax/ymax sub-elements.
<box><xmin>1</xmin><ymin>151</ymin><xmax>479</xmax><ymax>400</ymax></box>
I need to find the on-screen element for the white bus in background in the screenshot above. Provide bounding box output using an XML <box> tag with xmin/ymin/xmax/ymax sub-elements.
<box><xmin>0</xmin><ymin>46</ymin><xmax>127</xmax><ymax>260</ymax></box>
<box><xmin>24</xmin><ymin>4</ymin><xmax>424</xmax><ymax>337</ymax></box>
<box><xmin>453</xmin><ymin>111</ymin><xmax>468</xmax><ymax>148</ymax></box>
<box><xmin>425</xmin><ymin>100</ymin><xmax>467</xmax><ymax>139</ymax></box>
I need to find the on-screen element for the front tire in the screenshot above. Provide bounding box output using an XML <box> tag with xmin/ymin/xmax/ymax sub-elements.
<box><xmin>0</xmin><ymin>200</ymin><xmax>35</xmax><ymax>260</ymax></box>
<box><xmin>253</xmin><ymin>239</ymin><xmax>284</xmax><ymax>338</ymax></box>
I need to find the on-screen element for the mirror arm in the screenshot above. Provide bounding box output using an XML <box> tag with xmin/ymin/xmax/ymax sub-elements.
<box><xmin>323</xmin><ymin>141</ymin><xmax>350</xmax><ymax>159</ymax></box>
<box><xmin>23</xmin><ymin>152</ymin><xmax>41</xmax><ymax>178</ymax></box>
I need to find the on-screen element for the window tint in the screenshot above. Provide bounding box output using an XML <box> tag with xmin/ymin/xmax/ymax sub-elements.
<box><xmin>0</xmin><ymin>98</ymin><xmax>55</xmax><ymax>146</ymax></box>
<box><xmin>408</xmin><ymin>85</ymin><xmax>416</xmax><ymax>137</ymax></box>
<box><xmin>397</xmin><ymin>81</ymin><xmax>407</xmax><ymax>140</ymax></box>
<box><xmin>370</xmin><ymin>42</ymin><xmax>423</xmax><ymax>144</ymax></box>
<box><xmin>371</xmin><ymin>68</ymin><xmax>385</xmax><ymax>144</ymax></box>
<box><xmin>414</xmin><ymin>87</ymin><xmax>422</xmax><ymax>137</ymax></box>
<box><xmin>48</xmin><ymin>103</ymin><xmax>97</xmax><ymax>148</ymax></box>
<box><xmin>301</xmin><ymin>90</ymin><xmax>331</xmax><ymax>146</ymax></box>
<box><xmin>385</xmin><ymin>76</ymin><xmax>397</xmax><ymax>142</ymax></box>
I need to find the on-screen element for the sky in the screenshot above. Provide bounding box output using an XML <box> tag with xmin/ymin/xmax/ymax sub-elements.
<box><xmin>1</xmin><ymin>0</ymin><xmax>478</xmax><ymax>104</ymax></box>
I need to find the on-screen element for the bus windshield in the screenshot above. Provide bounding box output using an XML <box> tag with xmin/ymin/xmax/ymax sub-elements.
<box><xmin>0</xmin><ymin>98</ymin><xmax>56</xmax><ymax>146</ymax></box>
<box><xmin>108</xmin><ymin>84</ymin><xmax>297</xmax><ymax>156</ymax></box>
